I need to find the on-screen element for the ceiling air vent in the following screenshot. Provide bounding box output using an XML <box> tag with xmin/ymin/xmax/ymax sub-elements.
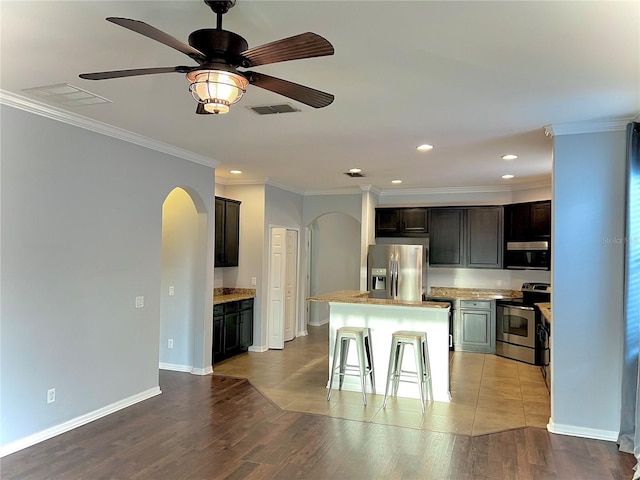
<box><xmin>344</xmin><ymin>171</ymin><xmax>366</xmax><ymax>178</ymax></box>
<box><xmin>248</xmin><ymin>103</ymin><xmax>301</xmax><ymax>115</ymax></box>
<box><xmin>22</xmin><ymin>83</ymin><xmax>112</xmax><ymax>107</ymax></box>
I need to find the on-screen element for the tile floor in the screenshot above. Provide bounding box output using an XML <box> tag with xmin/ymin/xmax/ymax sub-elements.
<box><xmin>213</xmin><ymin>324</ymin><xmax>551</xmax><ymax>436</ymax></box>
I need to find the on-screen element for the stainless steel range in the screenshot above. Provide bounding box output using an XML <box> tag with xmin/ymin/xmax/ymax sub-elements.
<box><xmin>496</xmin><ymin>283</ymin><xmax>551</xmax><ymax>365</ymax></box>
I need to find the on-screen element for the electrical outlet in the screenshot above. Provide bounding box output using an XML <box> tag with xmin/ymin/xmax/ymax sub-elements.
<box><xmin>47</xmin><ymin>388</ymin><xmax>56</xmax><ymax>404</ymax></box>
<box><xmin>496</xmin><ymin>279</ymin><xmax>503</xmax><ymax>287</ymax></box>
<box><xmin>169</xmin><ymin>285</ymin><xmax>175</xmax><ymax>296</ymax></box>
<box><xmin>251</xmin><ymin>277</ymin><xmax>257</xmax><ymax>286</ymax></box>
<box><xmin>135</xmin><ymin>296</ymin><xmax>144</xmax><ymax>308</ymax></box>
<box><xmin>168</xmin><ymin>339</ymin><xmax>174</xmax><ymax>349</ymax></box>
<box><xmin>454</xmin><ymin>278</ymin><xmax>460</xmax><ymax>286</ymax></box>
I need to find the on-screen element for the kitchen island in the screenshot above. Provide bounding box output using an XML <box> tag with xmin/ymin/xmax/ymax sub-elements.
<box><xmin>308</xmin><ymin>291</ymin><xmax>452</xmax><ymax>402</ymax></box>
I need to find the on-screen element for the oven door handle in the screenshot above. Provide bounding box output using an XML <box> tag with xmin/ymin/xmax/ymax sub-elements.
<box><xmin>500</xmin><ymin>305</ymin><xmax>535</xmax><ymax>311</ymax></box>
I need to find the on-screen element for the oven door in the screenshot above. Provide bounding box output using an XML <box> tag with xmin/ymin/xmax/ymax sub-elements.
<box><xmin>496</xmin><ymin>304</ymin><xmax>536</xmax><ymax>348</ymax></box>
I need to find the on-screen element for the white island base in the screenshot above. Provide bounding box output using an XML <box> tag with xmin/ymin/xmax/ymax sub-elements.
<box><xmin>328</xmin><ymin>301</ymin><xmax>451</xmax><ymax>402</ymax></box>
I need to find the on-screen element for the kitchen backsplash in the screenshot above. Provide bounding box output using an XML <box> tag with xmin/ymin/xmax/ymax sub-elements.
<box><xmin>428</xmin><ymin>267</ymin><xmax>551</xmax><ymax>291</ymax></box>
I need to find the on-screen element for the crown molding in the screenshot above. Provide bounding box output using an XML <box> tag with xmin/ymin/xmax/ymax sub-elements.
<box><xmin>375</xmin><ymin>179</ymin><xmax>551</xmax><ymax>196</ymax></box>
<box><xmin>216</xmin><ymin>177</ymin><xmax>267</xmax><ymax>187</ymax></box>
<box><xmin>0</xmin><ymin>90</ymin><xmax>219</xmax><ymax>168</ymax></box>
<box><xmin>216</xmin><ymin>180</ymin><xmax>550</xmax><ymax>197</ymax></box>
<box><xmin>544</xmin><ymin>117</ymin><xmax>635</xmax><ymax>137</ymax></box>
<box><xmin>265</xmin><ymin>179</ymin><xmax>306</xmax><ymax>196</ymax></box>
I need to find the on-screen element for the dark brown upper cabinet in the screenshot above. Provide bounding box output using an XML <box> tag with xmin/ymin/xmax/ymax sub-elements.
<box><xmin>429</xmin><ymin>207</ymin><xmax>503</xmax><ymax>269</ymax></box>
<box><xmin>375</xmin><ymin>207</ymin><xmax>429</xmax><ymax>237</ymax></box>
<box><xmin>505</xmin><ymin>200</ymin><xmax>551</xmax><ymax>241</ymax></box>
<box><xmin>215</xmin><ymin>196</ymin><xmax>241</xmax><ymax>267</ymax></box>
<box><xmin>429</xmin><ymin>208</ymin><xmax>465</xmax><ymax>266</ymax></box>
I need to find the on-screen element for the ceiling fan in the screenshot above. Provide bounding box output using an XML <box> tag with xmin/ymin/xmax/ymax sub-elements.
<box><xmin>79</xmin><ymin>0</ymin><xmax>335</xmax><ymax>114</ymax></box>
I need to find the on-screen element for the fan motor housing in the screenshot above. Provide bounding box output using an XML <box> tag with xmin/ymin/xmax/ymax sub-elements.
<box><xmin>188</xmin><ymin>29</ymin><xmax>248</xmax><ymax>62</ymax></box>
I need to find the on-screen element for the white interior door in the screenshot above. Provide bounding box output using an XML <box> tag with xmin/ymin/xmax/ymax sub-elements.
<box><xmin>284</xmin><ymin>230</ymin><xmax>298</xmax><ymax>342</ymax></box>
<box><xmin>268</xmin><ymin>227</ymin><xmax>286</xmax><ymax>349</ymax></box>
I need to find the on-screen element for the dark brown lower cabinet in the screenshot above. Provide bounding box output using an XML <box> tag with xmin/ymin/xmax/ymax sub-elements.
<box><xmin>213</xmin><ymin>298</ymin><xmax>254</xmax><ymax>364</ymax></box>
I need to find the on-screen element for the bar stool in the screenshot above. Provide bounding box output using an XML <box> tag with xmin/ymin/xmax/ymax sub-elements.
<box><xmin>383</xmin><ymin>330</ymin><xmax>433</xmax><ymax>413</ymax></box>
<box><xmin>327</xmin><ymin>326</ymin><xmax>375</xmax><ymax>405</ymax></box>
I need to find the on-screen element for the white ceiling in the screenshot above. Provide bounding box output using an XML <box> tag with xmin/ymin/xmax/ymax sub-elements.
<box><xmin>1</xmin><ymin>1</ymin><xmax>638</xmax><ymax>193</ymax></box>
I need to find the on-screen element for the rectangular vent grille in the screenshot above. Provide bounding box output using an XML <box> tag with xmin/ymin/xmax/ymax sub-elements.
<box><xmin>22</xmin><ymin>83</ymin><xmax>112</xmax><ymax>107</ymax></box>
<box><xmin>248</xmin><ymin>104</ymin><xmax>301</xmax><ymax>115</ymax></box>
<box><xmin>344</xmin><ymin>172</ymin><xmax>366</xmax><ymax>178</ymax></box>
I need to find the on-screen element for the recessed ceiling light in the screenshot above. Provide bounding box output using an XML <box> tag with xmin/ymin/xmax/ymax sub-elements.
<box><xmin>416</xmin><ymin>144</ymin><xmax>434</xmax><ymax>152</ymax></box>
<box><xmin>230</xmin><ymin>170</ymin><xmax>242</xmax><ymax>175</ymax></box>
<box><xmin>392</xmin><ymin>179</ymin><xmax>403</xmax><ymax>184</ymax></box>
<box><xmin>502</xmin><ymin>174</ymin><xmax>515</xmax><ymax>179</ymax></box>
<box><xmin>502</xmin><ymin>154</ymin><xmax>518</xmax><ymax>160</ymax></box>
<box><xmin>349</xmin><ymin>168</ymin><xmax>362</xmax><ymax>173</ymax></box>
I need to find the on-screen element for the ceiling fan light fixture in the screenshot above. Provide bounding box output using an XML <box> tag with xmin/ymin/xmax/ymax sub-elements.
<box><xmin>187</xmin><ymin>69</ymin><xmax>248</xmax><ymax>114</ymax></box>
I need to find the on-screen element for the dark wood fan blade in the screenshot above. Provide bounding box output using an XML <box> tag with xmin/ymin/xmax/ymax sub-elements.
<box><xmin>107</xmin><ymin>17</ymin><xmax>206</xmax><ymax>62</ymax></box>
<box><xmin>80</xmin><ymin>66</ymin><xmax>191</xmax><ymax>80</ymax></box>
<box><xmin>244</xmin><ymin>71</ymin><xmax>334</xmax><ymax>108</ymax></box>
<box><xmin>241</xmin><ymin>32</ymin><xmax>334</xmax><ymax>67</ymax></box>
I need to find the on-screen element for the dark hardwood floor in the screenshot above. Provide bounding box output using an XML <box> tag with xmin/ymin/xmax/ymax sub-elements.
<box><xmin>1</xmin><ymin>371</ymin><xmax>634</xmax><ymax>479</ymax></box>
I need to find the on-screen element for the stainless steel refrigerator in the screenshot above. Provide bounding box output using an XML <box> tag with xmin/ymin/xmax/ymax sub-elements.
<box><xmin>368</xmin><ymin>244</ymin><xmax>425</xmax><ymax>301</ymax></box>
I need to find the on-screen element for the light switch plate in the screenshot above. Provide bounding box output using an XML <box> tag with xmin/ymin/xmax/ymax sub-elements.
<box><xmin>135</xmin><ymin>296</ymin><xmax>144</xmax><ymax>308</ymax></box>
<box><xmin>169</xmin><ymin>286</ymin><xmax>175</xmax><ymax>296</ymax></box>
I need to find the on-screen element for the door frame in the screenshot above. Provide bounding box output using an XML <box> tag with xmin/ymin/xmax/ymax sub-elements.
<box><xmin>266</xmin><ymin>224</ymin><xmax>303</xmax><ymax>348</ymax></box>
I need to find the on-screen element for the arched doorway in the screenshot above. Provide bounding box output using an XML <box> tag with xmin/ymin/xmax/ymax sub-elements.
<box><xmin>159</xmin><ymin>187</ymin><xmax>208</xmax><ymax>373</ymax></box>
<box><xmin>307</xmin><ymin>212</ymin><xmax>361</xmax><ymax>327</ymax></box>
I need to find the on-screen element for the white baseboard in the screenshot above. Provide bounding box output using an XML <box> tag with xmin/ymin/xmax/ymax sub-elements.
<box><xmin>547</xmin><ymin>420</ymin><xmax>619</xmax><ymax>442</ymax></box>
<box><xmin>0</xmin><ymin>386</ymin><xmax>161</xmax><ymax>458</ymax></box>
<box><xmin>191</xmin><ymin>366</ymin><xmax>213</xmax><ymax>375</ymax></box>
<box><xmin>159</xmin><ymin>363</ymin><xmax>212</xmax><ymax>375</ymax></box>
<box><xmin>297</xmin><ymin>329</ymin><xmax>308</xmax><ymax>337</ymax></box>
<box><xmin>159</xmin><ymin>362</ymin><xmax>192</xmax><ymax>372</ymax></box>
<box><xmin>308</xmin><ymin>318</ymin><xmax>329</xmax><ymax>327</ymax></box>
<box><xmin>248</xmin><ymin>344</ymin><xmax>268</xmax><ymax>352</ymax></box>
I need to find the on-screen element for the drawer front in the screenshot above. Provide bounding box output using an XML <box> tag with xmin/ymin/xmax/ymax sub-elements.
<box><xmin>460</xmin><ymin>300</ymin><xmax>491</xmax><ymax>309</ymax></box>
<box><xmin>239</xmin><ymin>298</ymin><xmax>254</xmax><ymax>310</ymax></box>
<box><xmin>213</xmin><ymin>304</ymin><xmax>224</xmax><ymax>316</ymax></box>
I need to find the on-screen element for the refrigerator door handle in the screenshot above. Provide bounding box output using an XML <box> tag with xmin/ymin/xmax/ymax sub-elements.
<box><xmin>390</xmin><ymin>257</ymin><xmax>399</xmax><ymax>298</ymax></box>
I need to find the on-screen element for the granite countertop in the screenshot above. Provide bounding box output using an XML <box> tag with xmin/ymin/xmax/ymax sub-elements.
<box><xmin>536</xmin><ymin>302</ymin><xmax>552</xmax><ymax>323</ymax></box>
<box><xmin>307</xmin><ymin>290</ymin><xmax>450</xmax><ymax>309</ymax></box>
<box><xmin>214</xmin><ymin>287</ymin><xmax>256</xmax><ymax>305</ymax></box>
<box><xmin>428</xmin><ymin>286</ymin><xmax>522</xmax><ymax>300</ymax></box>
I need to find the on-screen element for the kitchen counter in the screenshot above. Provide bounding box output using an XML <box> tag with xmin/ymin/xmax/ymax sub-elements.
<box><xmin>213</xmin><ymin>287</ymin><xmax>256</xmax><ymax>305</ymax></box>
<box><xmin>428</xmin><ymin>286</ymin><xmax>522</xmax><ymax>300</ymax></box>
<box><xmin>536</xmin><ymin>302</ymin><xmax>552</xmax><ymax>323</ymax></box>
<box><xmin>310</xmin><ymin>290</ymin><xmax>452</xmax><ymax>402</ymax></box>
<box><xmin>308</xmin><ymin>290</ymin><xmax>450</xmax><ymax>309</ymax></box>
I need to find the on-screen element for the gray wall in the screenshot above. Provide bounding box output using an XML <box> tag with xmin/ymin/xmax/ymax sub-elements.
<box><xmin>551</xmin><ymin>129</ymin><xmax>627</xmax><ymax>438</ymax></box>
<box><xmin>309</xmin><ymin>213</ymin><xmax>361</xmax><ymax>325</ymax></box>
<box><xmin>220</xmin><ymin>184</ymin><xmax>266</xmax><ymax>348</ymax></box>
<box><xmin>264</xmin><ymin>184</ymin><xmax>304</xmax><ymax>340</ymax></box>
<box><xmin>1</xmin><ymin>105</ymin><xmax>215</xmax><ymax>448</ymax></box>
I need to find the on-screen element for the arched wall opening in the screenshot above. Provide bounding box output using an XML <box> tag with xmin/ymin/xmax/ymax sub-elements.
<box><xmin>307</xmin><ymin>212</ymin><xmax>361</xmax><ymax>326</ymax></box>
<box><xmin>159</xmin><ymin>187</ymin><xmax>209</xmax><ymax>372</ymax></box>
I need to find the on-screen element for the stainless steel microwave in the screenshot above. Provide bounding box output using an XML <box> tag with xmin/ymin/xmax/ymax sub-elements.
<box><xmin>504</xmin><ymin>241</ymin><xmax>550</xmax><ymax>270</ymax></box>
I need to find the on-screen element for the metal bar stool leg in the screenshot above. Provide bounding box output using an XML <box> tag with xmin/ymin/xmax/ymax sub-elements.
<box><xmin>413</xmin><ymin>338</ymin><xmax>426</xmax><ymax>413</ymax></box>
<box><xmin>327</xmin><ymin>333</ymin><xmax>341</xmax><ymax>401</ymax></box>
<box><xmin>423</xmin><ymin>338</ymin><xmax>433</xmax><ymax>402</ymax></box>
<box><xmin>355</xmin><ymin>333</ymin><xmax>368</xmax><ymax>405</ymax></box>
<box><xmin>365</xmin><ymin>334</ymin><xmax>375</xmax><ymax>392</ymax></box>
<box><xmin>383</xmin><ymin>337</ymin><xmax>400</xmax><ymax>408</ymax></box>
<box><xmin>339</xmin><ymin>337</ymin><xmax>350</xmax><ymax>390</ymax></box>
